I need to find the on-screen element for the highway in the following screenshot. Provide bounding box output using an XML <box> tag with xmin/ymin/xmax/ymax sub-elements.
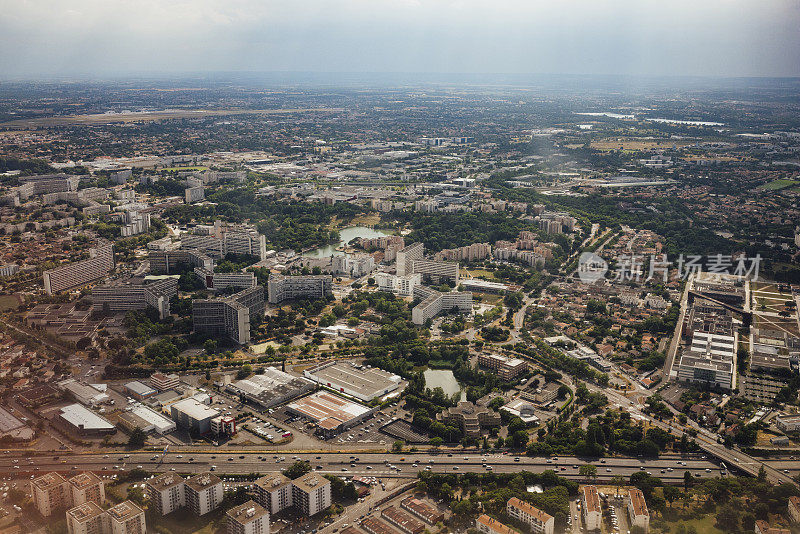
<box><xmin>0</xmin><ymin>450</ymin><xmax>725</xmax><ymax>483</ymax></box>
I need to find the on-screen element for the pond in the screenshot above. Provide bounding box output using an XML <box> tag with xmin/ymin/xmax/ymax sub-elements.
<box><xmin>423</xmin><ymin>369</ymin><xmax>463</xmax><ymax>398</ymax></box>
<box><xmin>304</xmin><ymin>226</ymin><xmax>390</xmax><ymax>258</ymax></box>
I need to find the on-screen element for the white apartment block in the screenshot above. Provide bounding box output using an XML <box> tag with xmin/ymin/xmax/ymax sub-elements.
<box><xmin>185</xmin><ymin>186</ymin><xmax>205</xmax><ymax>203</ymax></box>
<box><xmin>332</xmin><ymin>254</ymin><xmax>375</xmax><ymax>278</ymax></box>
<box><xmin>581</xmin><ymin>486</ymin><xmax>602</xmax><ymax>531</ymax></box>
<box><xmin>32</xmin><ymin>472</ymin><xmax>71</xmax><ymax>517</ymax></box>
<box><xmin>255</xmin><ymin>473</ymin><xmax>293</xmax><ymax>514</ymax></box>
<box><xmin>434</xmin><ymin>243</ymin><xmax>491</xmax><ymax>262</ymax></box>
<box><xmin>411</xmin><ymin>286</ymin><xmax>472</xmax><ymax>325</ymax></box>
<box><xmin>626</xmin><ymin>488</ymin><xmax>650</xmax><ymax>533</ymax></box>
<box><xmin>185</xmin><ymin>473</ymin><xmax>224</xmax><ymax>516</ymax></box>
<box><xmin>43</xmin><ymin>243</ymin><xmax>115</xmax><ymax>294</ymax></box>
<box><xmin>408</xmin><ymin>259</ymin><xmax>459</xmax><ymax>284</ymax></box>
<box><xmin>147</xmin><ymin>473</ymin><xmax>186</xmax><ymax>516</ymax></box>
<box><xmin>90</xmin><ymin>278</ymin><xmax>177</xmax><ymax>320</ymax></box>
<box><xmin>227</xmin><ymin>500</ymin><xmax>270</xmax><ymax>534</ymax></box>
<box><xmin>507</xmin><ymin>497</ymin><xmax>553</xmax><ymax>534</ymax></box>
<box><xmin>291</xmin><ymin>474</ymin><xmax>331</xmax><ymax>517</ymax></box>
<box><xmin>395</xmin><ymin>242</ymin><xmax>424</xmax><ymax>276</ymax></box>
<box><xmin>194</xmin><ymin>268</ymin><xmax>256</xmax><ymax>291</ymax></box>
<box><xmin>375</xmin><ymin>272</ymin><xmax>421</xmax><ymax>296</ymax></box>
<box><xmin>107</xmin><ymin>501</ymin><xmax>146</xmax><ymax>534</ymax></box>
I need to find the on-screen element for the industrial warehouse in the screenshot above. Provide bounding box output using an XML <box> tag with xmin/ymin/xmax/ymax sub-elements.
<box><xmin>304</xmin><ymin>361</ymin><xmax>402</xmax><ymax>402</ymax></box>
<box><xmin>226</xmin><ymin>367</ymin><xmax>315</xmax><ymax>410</ymax></box>
<box><xmin>286</xmin><ymin>391</ymin><xmax>376</xmax><ymax>437</ymax></box>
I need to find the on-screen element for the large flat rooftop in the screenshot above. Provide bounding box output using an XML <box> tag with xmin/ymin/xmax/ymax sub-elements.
<box><xmin>305</xmin><ymin>361</ymin><xmax>400</xmax><ymax>401</ymax></box>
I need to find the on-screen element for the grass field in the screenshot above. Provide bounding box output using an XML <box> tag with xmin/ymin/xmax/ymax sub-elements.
<box><xmin>758</xmin><ymin>178</ymin><xmax>798</xmax><ymax>191</ymax></box>
<box><xmin>0</xmin><ymin>294</ymin><xmax>19</xmax><ymax>311</ymax></box>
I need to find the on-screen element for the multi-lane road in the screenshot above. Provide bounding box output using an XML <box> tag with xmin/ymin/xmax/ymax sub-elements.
<box><xmin>0</xmin><ymin>450</ymin><xmax>729</xmax><ymax>483</ymax></box>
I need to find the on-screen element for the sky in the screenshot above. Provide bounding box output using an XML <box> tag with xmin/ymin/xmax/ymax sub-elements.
<box><xmin>1</xmin><ymin>0</ymin><xmax>799</xmax><ymax>79</ymax></box>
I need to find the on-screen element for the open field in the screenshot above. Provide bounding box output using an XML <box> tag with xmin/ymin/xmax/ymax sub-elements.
<box><xmin>590</xmin><ymin>138</ymin><xmax>697</xmax><ymax>151</ymax></box>
<box><xmin>0</xmin><ymin>107</ymin><xmax>343</xmax><ymax>129</ymax></box>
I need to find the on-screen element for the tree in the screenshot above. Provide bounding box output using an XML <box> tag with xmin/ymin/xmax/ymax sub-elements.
<box><xmin>128</xmin><ymin>427</ymin><xmax>146</xmax><ymax>449</ymax></box>
<box><xmin>237</xmin><ymin>364</ymin><xmax>253</xmax><ymax>380</ymax></box>
<box><xmin>284</xmin><ymin>460</ymin><xmax>312</xmax><ymax>479</ymax></box>
<box><xmin>715</xmin><ymin>504</ymin><xmax>740</xmax><ymax>532</ymax></box>
<box><xmin>579</xmin><ymin>464</ymin><xmax>597</xmax><ymax>481</ymax></box>
<box><xmin>683</xmin><ymin>470</ymin><xmax>693</xmax><ymax>491</ymax></box>
<box><xmin>611</xmin><ymin>475</ymin><xmax>626</xmax><ymax>497</ymax></box>
<box><xmin>392</xmin><ymin>440</ymin><xmax>404</xmax><ymax>453</ymax></box>
<box><xmin>663</xmin><ymin>485</ymin><xmax>680</xmax><ymax>508</ymax></box>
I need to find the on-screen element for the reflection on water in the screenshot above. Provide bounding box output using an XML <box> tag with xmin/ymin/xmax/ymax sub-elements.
<box><xmin>304</xmin><ymin>226</ymin><xmax>390</xmax><ymax>258</ymax></box>
<box><xmin>423</xmin><ymin>369</ymin><xmax>464</xmax><ymax>399</ymax></box>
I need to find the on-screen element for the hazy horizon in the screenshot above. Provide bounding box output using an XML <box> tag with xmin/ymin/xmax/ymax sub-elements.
<box><xmin>1</xmin><ymin>0</ymin><xmax>799</xmax><ymax>79</ymax></box>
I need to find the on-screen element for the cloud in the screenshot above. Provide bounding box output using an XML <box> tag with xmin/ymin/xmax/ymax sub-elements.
<box><xmin>0</xmin><ymin>0</ymin><xmax>799</xmax><ymax>77</ymax></box>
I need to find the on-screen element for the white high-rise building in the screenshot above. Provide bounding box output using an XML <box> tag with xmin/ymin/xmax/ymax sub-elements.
<box><xmin>107</xmin><ymin>501</ymin><xmax>146</xmax><ymax>534</ymax></box>
<box><xmin>66</xmin><ymin>502</ymin><xmax>108</xmax><ymax>534</ymax></box>
<box><xmin>291</xmin><ymin>474</ymin><xmax>331</xmax><ymax>517</ymax></box>
<box><xmin>147</xmin><ymin>473</ymin><xmax>185</xmax><ymax>516</ymax></box>
<box><xmin>395</xmin><ymin>242</ymin><xmax>424</xmax><ymax>276</ymax></box>
<box><xmin>254</xmin><ymin>473</ymin><xmax>293</xmax><ymax>514</ymax></box>
<box><xmin>185</xmin><ymin>473</ymin><xmax>223</xmax><ymax>516</ymax></box>
<box><xmin>32</xmin><ymin>472</ymin><xmax>71</xmax><ymax>517</ymax></box>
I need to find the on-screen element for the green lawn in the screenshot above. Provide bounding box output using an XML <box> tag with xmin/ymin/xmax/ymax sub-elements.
<box><xmin>759</xmin><ymin>178</ymin><xmax>798</xmax><ymax>191</ymax></box>
<box><xmin>0</xmin><ymin>294</ymin><xmax>19</xmax><ymax>311</ymax></box>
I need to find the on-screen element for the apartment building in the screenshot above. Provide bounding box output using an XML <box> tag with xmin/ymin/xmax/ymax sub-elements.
<box><xmin>194</xmin><ymin>268</ymin><xmax>256</xmax><ymax>290</ymax></box>
<box><xmin>267</xmin><ymin>274</ymin><xmax>333</xmax><ymax>304</ymax></box>
<box><xmin>475</xmin><ymin>515</ymin><xmax>518</xmax><ymax>534</ymax></box>
<box><xmin>147</xmin><ymin>473</ymin><xmax>185</xmax><ymax>516</ymax></box>
<box><xmin>408</xmin><ymin>259</ymin><xmax>459</xmax><ymax>284</ymax></box>
<box><xmin>182</xmin><ymin>222</ymin><xmax>267</xmax><ymax>260</ymax></box>
<box><xmin>43</xmin><ymin>243</ymin><xmax>115</xmax><ymax>294</ymax></box>
<box><xmin>185</xmin><ymin>473</ymin><xmax>224</xmax><ymax>516</ymax></box>
<box><xmin>254</xmin><ymin>473</ymin><xmax>293</xmax><ymax>514</ymax></box>
<box><xmin>107</xmin><ymin>501</ymin><xmax>146</xmax><ymax>534</ymax></box>
<box><xmin>148</xmin><ymin>249</ymin><xmax>213</xmax><ymax>275</ymax></box>
<box><xmin>332</xmin><ymin>254</ymin><xmax>375</xmax><ymax>278</ymax></box>
<box><xmin>411</xmin><ymin>286</ymin><xmax>472</xmax><ymax>325</ymax></box>
<box><xmin>395</xmin><ymin>242</ymin><xmax>424</xmax><ymax>276</ymax></box>
<box><xmin>68</xmin><ymin>472</ymin><xmax>105</xmax><ymax>507</ymax></box>
<box><xmin>227</xmin><ymin>500</ymin><xmax>270</xmax><ymax>534</ymax></box>
<box><xmin>581</xmin><ymin>486</ymin><xmax>602</xmax><ymax>531</ymax></box>
<box><xmin>506</xmin><ymin>497</ymin><xmax>553</xmax><ymax>534</ymax></box>
<box><xmin>185</xmin><ymin>186</ymin><xmax>205</xmax><ymax>203</ymax></box>
<box><xmin>292</xmin><ymin>474</ymin><xmax>331</xmax><ymax>517</ymax></box>
<box><xmin>625</xmin><ymin>488</ymin><xmax>650</xmax><ymax>533</ymax></box>
<box><xmin>434</xmin><ymin>243</ymin><xmax>491</xmax><ymax>262</ymax></box>
<box><xmin>32</xmin><ymin>472</ymin><xmax>70</xmax><ymax>517</ymax></box>
<box><xmin>193</xmin><ymin>285</ymin><xmax>265</xmax><ymax>344</ymax></box>
<box><xmin>90</xmin><ymin>278</ymin><xmax>177</xmax><ymax>320</ymax></box>
<box><xmin>66</xmin><ymin>502</ymin><xmax>108</xmax><ymax>534</ymax></box>
<box><xmin>374</xmin><ymin>272</ymin><xmax>421</xmax><ymax>296</ymax></box>
<box><xmin>478</xmin><ymin>353</ymin><xmax>528</xmax><ymax>381</ymax></box>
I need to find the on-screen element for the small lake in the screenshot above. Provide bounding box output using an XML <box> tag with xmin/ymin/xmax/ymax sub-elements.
<box><xmin>304</xmin><ymin>226</ymin><xmax>390</xmax><ymax>258</ymax></box>
<box><xmin>423</xmin><ymin>369</ymin><xmax>463</xmax><ymax>398</ymax></box>
<box><xmin>645</xmin><ymin>118</ymin><xmax>724</xmax><ymax>126</ymax></box>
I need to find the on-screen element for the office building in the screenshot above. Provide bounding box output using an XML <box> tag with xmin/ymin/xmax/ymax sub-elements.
<box><xmin>227</xmin><ymin>500</ymin><xmax>270</xmax><ymax>534</ymax></box>
<box><xmin>68</xmin><ymin>472</ymin><xmax>105</xmax><ymax>507</ymax></box>
<box><xmin>66</xmin><ymin>502</ymin><xmax>108</xmax><ymax>534</ymax></box>
<box><xmin>193</xmin><ymin>285</ymin><xmax>265</xmax><ymax>344</ymax></box>
<box><xmin>211</xmin><ymin>415</ymin><xmax>236</xmax><ymax>436</ymax></box>
<box><xmin>438</xmin><ymin>401</ymin><xmax>501</xmax><ymax>438</ymax></box>
<box><xmin>107</xmin><ymin>501</ymin><xmax>145</xmax><ymax>534</ymax></box>
<box><xmin>267</xmin><ymin>274</ymin><xmax>332</xmax><ymax>304</ymax></box>
<box><xmin>90</xmin><ymin>278</ymin><xmax>177</xmax><ymax>320</ymax></box>
<box><xmin>478</xmin><ymin>353</ymin><xmax>528</xmax><ymax>381</ymax></box>
<box><xmin>32</xmin><ymin>472</ymin><xmax>70</xmax><ymax>517</ymax></box>
<box><xmin>150</xmin><ymin>372</ymin><xmax>180</xmax><ymax>391</ymax></box>
<box><xmin>147</xmin><ymin>473</ymin><xmax>185</xmax><ymax>516</ymax></box>
<box><xmin>170</xmin><ymin>398</ymin><xmax>220</xmax><ymax>434</ymax></box>
<box><xmin>291</xmin><ymin>474</ymin><xmax>331</xmax><ymax>517</ymax></box>
<box><xmin>581</xmin><ymin>486</ymin><xmax>602</xmax><ymax>531</ymax></box>
<box><xmin>475</xmin><ymin>515</ymin><xmax>518</xmax><ymax>534</ymax></box>
<box><xmin>676</xmin><ymin>331</ymin><xmax>737</xmax><ymax>390</ymax></box>
<box><xmin>254</xmin><ymin>473</ymin><xmax>293</xmax><ymax>515</ymax></box>
<box><xmin>395</xmin><ymin>243</ymin><xmax>424</xmax><ymax>276</ymax></box>
<box><xmin>625</xmin><ymin>488</ymin><xmax>650</xmax><ymax>533</ymax></box>
<box><xmin>185</xmin><ymin>473</ymin><xmax>224</xmax><ymax>516</ymax></box>
<box><xmin>43</xmin><ymin>242</ymin><xmax>115</xmax><ymax>294</ymax></box>
<box><xmin>506</xmin><ymin>497</ymin><xmax>553</xmax><ymax>534</ymax></box>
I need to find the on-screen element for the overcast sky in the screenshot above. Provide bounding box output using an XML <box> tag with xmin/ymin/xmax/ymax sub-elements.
<box><xmin>1</xmin><ymin>0</ymin><xmax>799</xmax><ymax>79</ymax></box>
